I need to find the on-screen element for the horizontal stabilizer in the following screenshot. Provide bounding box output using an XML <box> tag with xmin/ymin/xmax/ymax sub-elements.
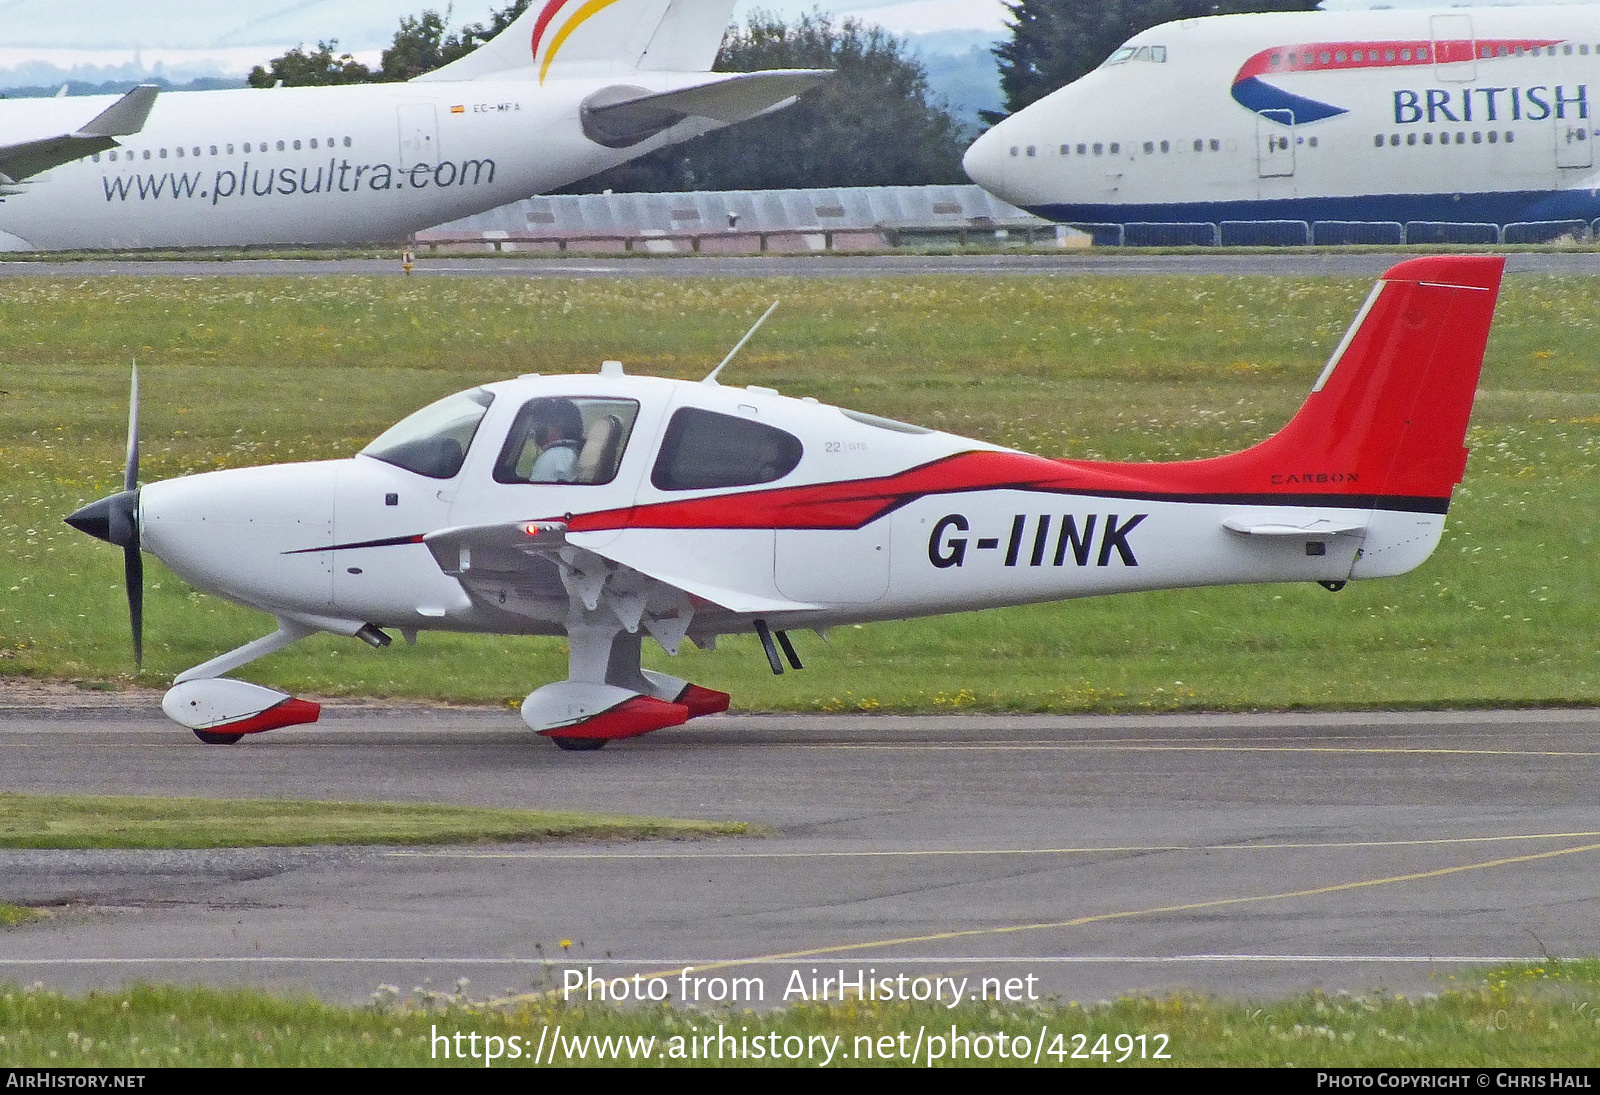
<box><xmin>583</xmin><ymin>70</ymin><xmax>831</xmax><ymax>147</ymax></box>
<box><xmin>1222</xmin><ymin>518</ymin><xmax>1365</xmax><ymax>537</ymax></box>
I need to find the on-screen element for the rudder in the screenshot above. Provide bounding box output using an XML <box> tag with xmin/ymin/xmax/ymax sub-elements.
<box><xmin>1246</xmin><ymin>254</ymin><xmax>1504</xmax><ymax>506</ymax></box>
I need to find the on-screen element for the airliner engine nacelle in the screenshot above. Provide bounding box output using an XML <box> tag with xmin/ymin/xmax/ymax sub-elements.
<box><xmin>67</xmin><ymin>257</ymin><xmax>1506</xmax><ymax>749</ymax></box>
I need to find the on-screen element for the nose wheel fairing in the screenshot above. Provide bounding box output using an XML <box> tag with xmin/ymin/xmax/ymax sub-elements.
<box><xmin>161</xmin><ymin>677</ymin><xmax>321</xmax><ymax>743</ymax></box>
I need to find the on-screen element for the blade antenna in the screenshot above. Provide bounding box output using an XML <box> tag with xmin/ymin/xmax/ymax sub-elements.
<box><xmin>702</xmin><ymin>300</ymin><xmax>779</xmax><ymax>385</ymax></box>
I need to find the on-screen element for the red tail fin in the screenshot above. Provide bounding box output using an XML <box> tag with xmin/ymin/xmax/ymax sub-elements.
<box><xmin>1198</xmin><ymin>254</ymin><xmax>1504</xmax><ymax>504</ymax></box>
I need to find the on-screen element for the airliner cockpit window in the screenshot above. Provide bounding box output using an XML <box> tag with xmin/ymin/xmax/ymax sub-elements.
<box><xmin>651</xmin><ymin>407</ymin><xmax>803</xmax><ymax>491</ymax></box>
<box><xmin>494</xmin><ymin>397</ymin><xmax>640</xmax><ymax>485</ymax></box>
<box><xmin>362</xmin><ymin>388</ymin><xmax>494</xmax><ymax>479</ymax></box>
<box><xmin>1104</xmin><ymin>45</ymin><xmax>1165</xmax><ymax>66</ymax></box>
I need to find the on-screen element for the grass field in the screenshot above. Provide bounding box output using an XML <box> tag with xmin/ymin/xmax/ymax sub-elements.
<box><xmin>2</xmin><ymin>272</ymin><xmax>1596</xmax><ymax>711</ymax></box>
<box><xmin>0</xmin><ymin>792</ymin><xmax>744</xmax><ymax>849</ymax></box>
<box><xmin>1</xmin><ymin>961</ymin><xmax>1597</xmax><ymax>1066</ymax></box>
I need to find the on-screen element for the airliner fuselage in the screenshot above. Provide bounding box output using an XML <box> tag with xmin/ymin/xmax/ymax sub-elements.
<box><xmin>0</xmin><ymin>0</ymin><xmax>825</xmax><ymax>250</ymax></box>
<box><xmin>0</xmin><ymin>78</ymin><xmax>699</xmax><ymax>250</ymax></box>
<box><xmin>966</xmin><ymin>5</ymin><xmax>1600</xmax><ymax>227</ymax></box>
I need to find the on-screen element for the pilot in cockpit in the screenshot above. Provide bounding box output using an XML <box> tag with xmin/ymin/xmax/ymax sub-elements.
<box><xmin>525</xmin><ymin>399</ymin><xmax>585</xmax><ymax>483</ymax></box>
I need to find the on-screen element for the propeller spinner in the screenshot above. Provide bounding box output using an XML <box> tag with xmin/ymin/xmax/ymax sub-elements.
<box><xmin>64</xmin><ymin>366</ymin><xmax>142</xmax><ymax>665</ymax></box>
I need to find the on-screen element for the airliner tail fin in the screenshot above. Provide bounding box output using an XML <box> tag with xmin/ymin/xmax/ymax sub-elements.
<box><xmin>417</xmin><ymin>0</ymin><xmax>738</xmax><ymax>83</ymax></box>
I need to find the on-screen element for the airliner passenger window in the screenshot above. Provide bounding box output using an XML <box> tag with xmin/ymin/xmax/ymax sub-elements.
<box><xmin>651</xmin><ymin>408</ymin><xmax>803</xmax><ymax>492</ymax></box>
<box><xmin>493</xmin><ymin>397</ymin><xmax>640</xmax><ymax>486</ymax></box>
<box><xmin>363</xmin><ymin>388</ymin><xmax>494</xmax><ymax>480</ymax></box>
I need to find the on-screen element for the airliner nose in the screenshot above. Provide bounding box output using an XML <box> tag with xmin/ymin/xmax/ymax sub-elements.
<box><xmin>963</xmin><ymin>126</ymin><xmax>1010</xmax><ymax>198</ymax></box>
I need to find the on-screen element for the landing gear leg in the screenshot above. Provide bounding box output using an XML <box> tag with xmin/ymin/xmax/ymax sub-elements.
<box><xmin>164</xmin><ymin>619</ymin><xmax>322</xmax><ymax>743</ymax></box>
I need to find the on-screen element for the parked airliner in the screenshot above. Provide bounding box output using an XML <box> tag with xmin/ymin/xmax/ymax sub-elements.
<box><xmin>0</xmin><ymin>0</ymin><xmax>825</xmax><ymax>250</ymax></box>
<box><xmin>965</xmin><ymin>4</ymin><xmax>1600</xmax><ymax>229</ymax></box>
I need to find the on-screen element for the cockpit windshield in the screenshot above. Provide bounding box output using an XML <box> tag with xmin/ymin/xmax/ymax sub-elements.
<box><xmin>1103</xmin><ymin>44</ymin><xmax>1166</xmax><ymax>66</ymax></box>
<box><xmin>362</xmin><ymin>388</ymin><xmax>494</xmax><ymax>479</ymax></box>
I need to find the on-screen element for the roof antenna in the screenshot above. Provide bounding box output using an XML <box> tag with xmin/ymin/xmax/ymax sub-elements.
<box><xmin>703</xmin><ymin>300</ymin><xmax>779</xmax><ymax>385</ymax></box>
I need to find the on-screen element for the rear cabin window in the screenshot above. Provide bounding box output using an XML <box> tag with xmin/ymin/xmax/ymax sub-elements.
<box><xmin>493</xmin><ymin>397</ymin><xmax>640</xmax><ymax>485</ymax></box>
<box><xmin>651</xmin><ymin>407</ymin><xmax>803</xmax><ymax>491</ymax></box>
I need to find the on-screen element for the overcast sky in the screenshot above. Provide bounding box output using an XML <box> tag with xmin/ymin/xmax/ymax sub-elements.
<box><xmin>0</xmin><ymin>1</ymin><xmax>1010</xmax><ymax>51</ymax></box>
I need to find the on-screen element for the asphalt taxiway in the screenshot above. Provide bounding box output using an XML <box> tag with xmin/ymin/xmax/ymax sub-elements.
<box><xmin>2</xmin><ymin>251</ymin><xmax>1600</xmax><ymax>279</ymax></box>
<box><xmin>1</xmin><ymin>699</ymin><xmax>1596</xmax><ymax>1006</ymax></box>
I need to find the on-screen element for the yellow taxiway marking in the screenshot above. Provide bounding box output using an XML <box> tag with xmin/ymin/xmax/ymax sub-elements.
<box><xmin>495</xmin><ymin>838</ymin><xmax>1600</xmax><ymax>1005</ymax></box>
<box><xmin>392</xmin><ymin>830</ymin><xmax>1600</xmax><ymax>861</ymax></box>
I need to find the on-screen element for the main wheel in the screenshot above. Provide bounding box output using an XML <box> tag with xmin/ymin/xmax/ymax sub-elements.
<box><xmin>192</xmin><ymin>728</ymin><xmax>244</xmax><ymax>745</ymax></box>
<box><xmin>551</xmin><ymin>736</ymin><xmax>607</xmax><ymax>752</ymax></box>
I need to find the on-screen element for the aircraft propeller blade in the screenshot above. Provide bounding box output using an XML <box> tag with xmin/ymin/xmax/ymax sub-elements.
<box><xmin>122</xmin><ymin>365</ymin><xmax>141</xmax><ymax>665</ymax></box>
<box><xmin>125</xmin><ymin>542</ymin><xmax>143</xmax><ymax>667</ymax></box>
<box><xmin>64</xmin><ymin>366</ymin><xmax>143</xmax><ymax>666</ymax></box>
<box><xmin>124</xmin><ymin>363</ymin><xmax>138</xmax><ymax>493</ymax></box>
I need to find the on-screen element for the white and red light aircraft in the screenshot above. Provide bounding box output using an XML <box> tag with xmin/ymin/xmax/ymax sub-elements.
<box><xmin>67</xmin><ymin>255</ymin><xmax>1503</xmax><ymax>749</ymax></box>
<box><xmin>0</xmin><ymin>0</ymin><xmax>825</xmax><ymax>250</ymax></box>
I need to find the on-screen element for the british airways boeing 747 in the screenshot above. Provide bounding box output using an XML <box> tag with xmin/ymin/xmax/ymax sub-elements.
<box><xmin>965</xmin><ymin>4</ymin><xmax>1600</xmax><ymax>231</ymax></box>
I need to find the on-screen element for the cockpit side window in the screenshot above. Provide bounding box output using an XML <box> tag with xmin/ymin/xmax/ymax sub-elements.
<box><xmin>650</xmin><ymin>407</ymin><xmax>803</xmax><ymax>492</ymax></box>
<box><xmin>493</xmin><ymin>397</ymin><xmax>640</xmax><ymax>485</ymax></box>
<box><xmin>362</xmin><ymin>388</ymin><xmax>493</xmax><ymax>479</ymax></box>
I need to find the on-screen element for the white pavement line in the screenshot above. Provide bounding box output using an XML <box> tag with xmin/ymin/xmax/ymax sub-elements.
<box><xmin>0</xmin><ymin>954</ymin><xmax>1538</xmax><ymax>966</ymax></box>
<box><xmin>389</xmin><ymin>830</ymin><xmax>1600</xmax><ymax>860</ymax></box>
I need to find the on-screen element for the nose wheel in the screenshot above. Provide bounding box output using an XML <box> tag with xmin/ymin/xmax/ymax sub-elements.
<box><xmin>550</xmin><ymin>736</ymin><xmax>607</xmax><ymax>752</ymax></box>
<box><xmin>192</xmin><ymin>728</ymin><xmax>244</xmax><ymax>745</ymax></box>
